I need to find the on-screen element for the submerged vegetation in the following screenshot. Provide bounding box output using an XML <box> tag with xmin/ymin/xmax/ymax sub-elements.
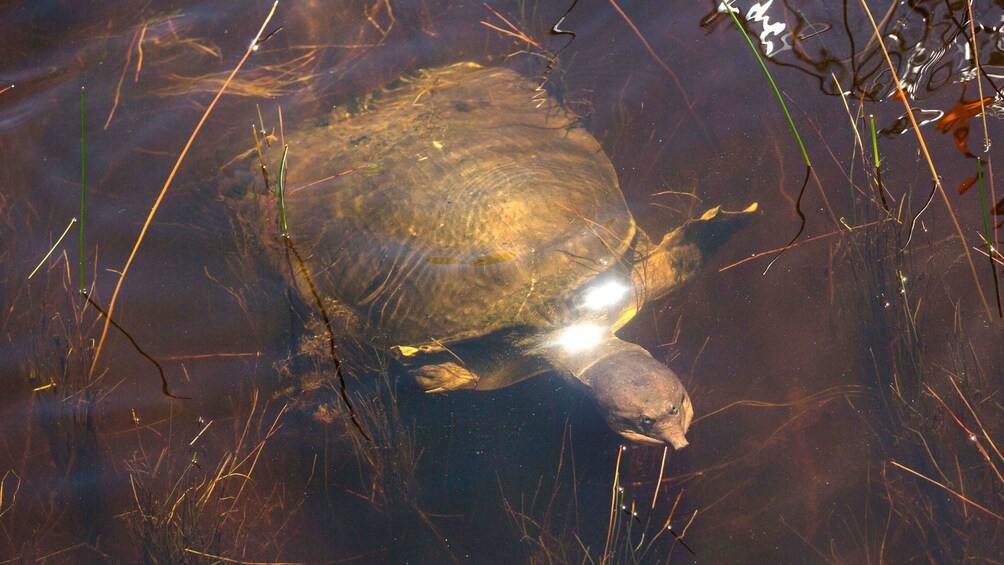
<box><xmin>120</xmin><ymin>392</ymin><xmax>295</xmax><ymax>563</ymax></box>
<box><xmin>718</xmin><ymin>1</ymin><xmax>1004</xmax><ymax>560</ymax></box>
<box><xmin>843</xmin><ymin>166</ymin><xmax>1003</xmax><ymax>561</ymax></box>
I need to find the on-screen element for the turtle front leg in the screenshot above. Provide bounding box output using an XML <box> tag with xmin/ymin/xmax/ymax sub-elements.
<box><xmin>412</xmin><ymin>362</ymin><xmax>480</xmax><ymax>393</ymax></box>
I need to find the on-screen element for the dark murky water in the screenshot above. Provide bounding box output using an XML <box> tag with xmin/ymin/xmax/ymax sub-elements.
<box><xmin>2</xmin><ymin>1</ymin><xmax>1002</xmax><ymax>563</ymax></box>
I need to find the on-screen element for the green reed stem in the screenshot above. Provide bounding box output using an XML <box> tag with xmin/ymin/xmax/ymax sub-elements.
<box><xmin>724</xmin><ymin>2</ymin><xmax>810</xmax><ymax>168</ymax></box>
<box><xmin>725</xmin><ymin>0</ymin><xmax>814</xmax><ymax>275</ymax></box>
<box><xmin>975</xmin><ymin>159</ymin><xmax>1003</xmax><ymax>317</ymax></box>
<box><xmin>869</xmin><ymin>114</ymin><xmax>889</xmax><ymax>210</ymax></box>
<box><xmin>278</xmin><ymin>144</ymin><xmax>289</xmax><ymax>237</ymax></box>
<box><xmin>869</xmin><ymin>115</ymin><xmax>880</xmax><ymax>169</ymax></box>
<box><xmin>80</xmin><ymin>86</ymin><xmax>86</xmax><ymax>294</ymax></box>
<box><xmin>256</xmin><ymin>103</ymin><xmax>267</xmax><ymax>141</ymax></box>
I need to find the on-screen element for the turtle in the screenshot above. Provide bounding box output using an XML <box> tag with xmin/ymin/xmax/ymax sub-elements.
<box><xmin>264</xmin><ymin>62</ymin><xmax>755</xmax><ymax>449</ymax></box>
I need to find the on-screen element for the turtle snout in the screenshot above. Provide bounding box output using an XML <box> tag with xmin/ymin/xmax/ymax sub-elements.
<box><xmin>662</xmin><ymin>392</ymin><xmax>694</xmax><ymax>449</ymax></box>
<box><xmin>655</xmin><ymin>420</ymin><xmax>690</xmax><ymax>450</ymax></box>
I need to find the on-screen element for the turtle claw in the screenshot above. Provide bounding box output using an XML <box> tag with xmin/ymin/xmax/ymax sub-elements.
<box><xmin>413</xmin><ymin>362</ymin><xmax>479</xmax><ymax>393</ymax></box>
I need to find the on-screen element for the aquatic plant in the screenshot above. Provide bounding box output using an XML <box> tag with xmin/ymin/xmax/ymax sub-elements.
<box><xmin>498</xmin><ymin>438</ymin><xmax>700</xmax><ymax>564</ymax></box>
<box><xmin>273</xmin><ymin>319</ymin><xmax>461</xmax><ymax>561</ymax></box>
<box><xmin>844</xmin><ymin>219</ymin><xmax>1003</xmax><ymax>561</ymax></box>
<box><xmin>277</xmin><ymin>144</ymin><xmax>289</xmax><ymax>238</ymax></box>
<box><xmin>721</xmin><ymin>0</ymin><xmax>812</xmax><ymax>274</ymax></box>
<box><xmin>4</xmin><ymin>249</ymin><xmax>107</xmax><ymax>557</ymax></box>
<box><xmin>837</xmin><ymin>67</ymin><xmax>1003</xmax><ymax>565</ymax></box>
<box><xmin>120</xmin><ymin>391</ymin><xmax>298</xmax><ymax>563</ymax></box>
<box><xmin>857</xmin><ymin>0</ymin><xmax>994</xmax><ymax>321</ymax></box>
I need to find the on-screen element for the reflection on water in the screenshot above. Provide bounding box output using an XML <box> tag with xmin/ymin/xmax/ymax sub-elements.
<box><xmin>710</xmin><ymin>0</ymin><xmax>1004</xmax><ymax>100</ymax></box>
<box><xmin>1</xmin><ymin>0</ymin><xmax>1002</xmax><ymax>563</ymax></box>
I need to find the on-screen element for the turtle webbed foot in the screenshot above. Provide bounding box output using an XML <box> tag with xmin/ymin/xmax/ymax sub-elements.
<box><xmin>413</xmin><ymin>362</ymin><xmax>479</xmax><ymax>393</ymax></box>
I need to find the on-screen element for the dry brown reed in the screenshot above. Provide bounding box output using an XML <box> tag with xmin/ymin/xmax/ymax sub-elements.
<box><xmin>90</xmin><ymin>1</ymin><xmax>279</xmax><ymax>381</ymax></box>
<box><xmin>155</xmin><ymin>50</ymin><xmax>321</xmax><ymax>99</ymax></box>
<box><xmin>120</xmin><ymin>391</ymin><xmax>299</xmax><ymax>563</ymax></box>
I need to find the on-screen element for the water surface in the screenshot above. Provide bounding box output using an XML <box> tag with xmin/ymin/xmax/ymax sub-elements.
<box><xmin>1</xmin><ymin>1</ymin><xmax>1002</xmax><ymax>563</ymax></box>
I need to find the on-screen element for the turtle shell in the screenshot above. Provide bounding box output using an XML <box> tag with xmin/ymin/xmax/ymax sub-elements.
<box><xmin>279</xmin><ymin>62</ymin><xmax>636</xmax><ymax>347</ymax></box>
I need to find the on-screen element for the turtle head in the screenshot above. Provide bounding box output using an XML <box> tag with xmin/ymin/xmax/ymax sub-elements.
<box><xmin>583</xmin><ymin>345</ymin><xmax>693</xmax><ymax>448</ymax></box>
<box><xmin>549</xmin><ymin>328</ymin><xmax>693</xmax><ymax>448</ymax></box>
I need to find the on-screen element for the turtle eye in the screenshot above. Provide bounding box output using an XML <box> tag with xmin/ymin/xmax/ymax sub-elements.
<box><xmin>669</xmin><ymin>404</ymin><xmax>679</xmax><ymax>416</ymax></box>
<box><xmin>640</xmin><ymin>416</ymin><xmax>655</xmax><ymax>428</ymax></box>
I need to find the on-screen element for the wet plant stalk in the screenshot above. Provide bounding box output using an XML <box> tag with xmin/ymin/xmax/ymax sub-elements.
<box><xmin>278</xmin><ymin>144</ymin><xmax>289</xmax><ymax>237</ymax></box>
<box><xmin>80</xmin><ymin>86</ymin><xmax>86</xmax><ymax>293</ymax></box>
<box><xmin>28</xmin><ymin>219</ymin><xmax>77</xmax><ymax>279</ymax></box>
<box><xmin>604</xmin><ymin>446</ymin><xmax>624</xmax><ymax>561</ymax></box>
<box><xmin>71</xmin><ymin>88</ymin><xmax>186</xmax><ymax>398</ymax></box>
<box><xmin>870</xmin><ymin>114</ymin><xmax>889</xmax><ymax>210</ymax></box>
<box><xmin>723</xmin><ymin>1</ymin><xmax>809</xmax><ymax>168</ymax></box>
<box><xmin>251</xmin><ymin>124</ymin><xmax>270</xmax><ymax>191</ymax></box>
<box><xmin>255</xmin><ymin>103</ymin><xmax>268</xmax><ymax>147</ymax></box>
<box><xmin>723</xmin><ymin>1</ymin><xmax>812</xmax><ymax>275</ymax></box>
<box><xmin>975</xmin><ymin>159</ymin><xmax>1003</xmax><ymax>316</ymax></box>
